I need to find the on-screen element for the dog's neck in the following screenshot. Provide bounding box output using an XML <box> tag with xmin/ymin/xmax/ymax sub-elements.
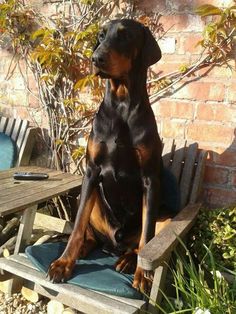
<box><xmin>104</xmin><ymin>66</ymin><xmax>149</xmax><ymax>106</ymax></box>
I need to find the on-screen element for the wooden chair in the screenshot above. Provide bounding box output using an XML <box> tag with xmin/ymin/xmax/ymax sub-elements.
<box><xmin>0</xmin><ymin>116</ymin><xmax>37</xmax><ymax>166</ymax></box>
<box><xmin>0</xmin><ymin>139</ymin><xmax>207</xmax><ymax>314</ymax></box>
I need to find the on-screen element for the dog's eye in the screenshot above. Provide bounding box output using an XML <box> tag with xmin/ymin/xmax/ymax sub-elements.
<box><xmin>98</xmin><ymin>32</ymin><xmax>106</xmax><ymax>42</ymax></box>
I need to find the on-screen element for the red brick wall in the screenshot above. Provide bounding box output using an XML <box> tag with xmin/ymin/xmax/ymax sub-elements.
<box><xmin>145</xmin><ymin>0</ymin><xmax>236</xmax><ymax>207</ymax></box>
<box><xmin>0</xmin><ymin>0</ymin><xmax>235</xmax><ymax>207</ymax></box>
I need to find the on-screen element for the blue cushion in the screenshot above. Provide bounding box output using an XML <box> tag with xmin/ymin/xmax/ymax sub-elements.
<box><xmin>25</xmin><ymin>242</ymin><xmax>142</xmax><ymax>299</ymax></box>
<box><xmin>0</xmin><ymin>132</ymin><xmax>17</xmax><ymax>170</ymax></box>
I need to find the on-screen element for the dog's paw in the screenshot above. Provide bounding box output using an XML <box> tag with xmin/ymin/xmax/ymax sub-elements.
<box><xmin>132</xmin><ymin>267</ymin><xmax>153</xmax><ymax>293</ymax></box>
<box><xmin>115</xmin><ymin>250</ymin><xmax>137</xmax><ymax>274</ymax></box>
<box><xmin>47</xmin><ymin>258</ymin><xmax>75</xmax><ymax>283</ymax></box>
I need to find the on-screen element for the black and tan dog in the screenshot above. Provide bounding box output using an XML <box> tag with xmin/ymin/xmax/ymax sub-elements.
<box><xmin>48</xmin><ymin>19</ymin><xmax>166</xmax><ymax>291</ymax></box>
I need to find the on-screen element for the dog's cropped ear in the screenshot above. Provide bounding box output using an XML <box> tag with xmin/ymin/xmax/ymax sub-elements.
<box><xmin>142</xmin><ymin>26</ymin><xmax>162</xmax><ymax>67</ymax></box>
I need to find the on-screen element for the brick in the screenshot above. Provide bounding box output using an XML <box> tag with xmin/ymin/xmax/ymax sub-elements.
<box><xmin>187</xmin><ymin>123</ymin><xmax>233</xmax><ymax>144</ymax></box>
<box><xmin>227</xmin><ymin>82</ymin><xmax>236</xmax><ymax>103</ymax></box>
<box><xmin>196</xmin><ymin>103</ymin><xmax>235</xmax><ymax>122</ymax></box>
<box><xmin>231</xmin><ymin>170</ymin><xmax>236</xmax><ymax>186</ymax></box>
<box><xmin>195</xmin><ymin>60</ymin><xmax>236</xmax><ymax>79</ymax></box>
<box><xmin>15</xmin><ymin>106</ymin><xmax>32</xmax><ymax>120</ymax></box>
<box><xmin>157</xmin><ymin>99</ymin><xmax>194</xmax><ymax>119</ymax></box>
<box><xmin>212</xmin><ymin>150</ymin><xmax>236</xmax><ymax>167</ymax></box>
<box><xmin>166</xmin><ymin>0</ymin><xmax>194</xmax><ymax>12</ymax></box>
<box><xmin>9</xmin><ymin>91</ymin><xmax>28</xmax><ymax>107</ymax></box>
<box><xmin>179</xmin><ymin>33</ymin><xmax>203</xmax><ymax>54</ymax></box>
<box><xmin>201</xmin><ymin>145</ymin><xmax>236</xmax><ymax>167</ymax></box>
<box><xmin>173</xmin><ymin>81</ymin><xmax>225</xmax><ymax>101</ymax></box>
<box><xmin>28</xmin><ymin>94</ymin><xmax>40</xmax><ymax>108</ymax></box>
<box><xmin>152</xmin><ymin>61</ymin><xmax>185</xmax><ymax>76</ymax></box>
<box><xmin>28</xmin><ymin>74</ymin><xmax>38</xmax><ymax>92</ymax></box>
<box><xmin>204</xmin><ymin>165</ymin><xmax>229</xmax><ymax>185</ymax></box>
<box><xmin>28</xmin><ymin>108</ymin><xmax>42</xmax><ymax>125</ymax></box>
<box><xmin>136</xmin><ymin>0</ymin><xmax>166</xmax><ymax>13</ymax></box>
<box><xmin>159</xmin><ymin>37</ymin><xmax>176</xmax><ymax>54</ymax></box>
<box><xmin>203</xmin><ymin>187</ymin><xmax>236</xmax><ymax>207</ymax></box>
<box><xmin>166</xmin><ymin>0</ymin><xmax>223</xmax><ymax>13</ymax></box>
<box><xmin>161</xmin><ymin>120</ymin><xmax>186</xmax><ymax>138</ymax></box>
<box><xmin>160</xmin><ymin>15</ymin><xmax>190</xmax><ymax>32</ymax></box>
<box><xmin>152</xmin><ymin>55</ymin><xmax>191</xmax><ymax>75</ymax></box>
<box><xmin>209</xmin><ymin>83</ymin><xmax>225</xmax><ymax>101</ymax></box>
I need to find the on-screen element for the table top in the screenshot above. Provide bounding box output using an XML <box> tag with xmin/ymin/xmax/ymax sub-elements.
<box><xmin>0</xmin><ymin>166</ymin><xmax>82</xmax><ymax>216</ymax></box>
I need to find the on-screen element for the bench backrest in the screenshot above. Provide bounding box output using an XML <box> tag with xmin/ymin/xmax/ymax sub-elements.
<box><xmin>162</xmin><ymin>139</ymin><xmax>207</xmax><ymax>209</ymax></box>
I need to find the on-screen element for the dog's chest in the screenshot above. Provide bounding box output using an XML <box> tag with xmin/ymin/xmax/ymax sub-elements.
<box><xmin>93</xmin><ymin>108</ymin><xmax>134</xmax><ymax>154</ymax></box>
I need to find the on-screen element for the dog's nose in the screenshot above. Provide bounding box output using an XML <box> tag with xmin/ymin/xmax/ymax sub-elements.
<box><xmin>92</xmin><ymin>53</ymin><xmax>105</xmax><ymax>67</ymax></box>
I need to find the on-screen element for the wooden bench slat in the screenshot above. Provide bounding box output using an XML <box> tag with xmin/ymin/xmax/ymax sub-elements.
<box><xmin>162</xmin><ymin>139</ymin><xmax>174</xmax><ymax>168</ymax></box>
<box><xmin>170</xmin><ymin>139</ymin><xmax>186</xmax><ymax>183</ymax></box>
<box><xmin>0</xmin><ymin>117</ymin><xmax>8</xmax><ymax>133</ymax></box>
<box><xmin>11</xmin><ymin>118</ymin><xmax>22</xmax><ymax>142</ymax></box>
<box><xmin>0</xmin><ymin>257</ymin><xmax>142</xmax><ymax>314</ymax></box>
<box><xmin>190</xmin><ymin>150</ymin><xmax>207</xmax><ymax>203</ymax></box>
<box><xmin>179</xmin><ymin>143</ymin><xmax>198</xmax><ymax>208</ymax></box>
<box><xmin>8</xmin><ymin>254</ymin><xmax>146</xmax><ymax>310</ymax></box>
<box><xmin>5</xmin><ymin>118</ymin><xmax>15</xmax><ymax>137</ymax></box>
<box><xmin>35</xmin><ymin>213</ymin><xmax>74</xmax><ymax>234</ymax></box>
<box><xmin>15</xmin><ymin>119</ymin><xmax>29</xmax><ymax>152</ymax></box>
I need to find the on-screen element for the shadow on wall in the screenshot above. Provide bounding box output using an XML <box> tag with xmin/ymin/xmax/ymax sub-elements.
<box><xmin>204</xmin><ymin>128</ymin><xmax>236</xmax><ymax>208</ymax></box>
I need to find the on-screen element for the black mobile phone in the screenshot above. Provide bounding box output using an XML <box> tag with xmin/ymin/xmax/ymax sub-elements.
<box><xmin>13</xmin><ymin>172</ymin><xmax>49</xmax><ymax>180</ymax></box>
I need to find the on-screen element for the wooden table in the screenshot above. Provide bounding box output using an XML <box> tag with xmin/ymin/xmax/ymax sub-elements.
<box><xmin>0</xmin><ymin>166</ymin><xmax>82</xmax><ymax>253</ymax></box>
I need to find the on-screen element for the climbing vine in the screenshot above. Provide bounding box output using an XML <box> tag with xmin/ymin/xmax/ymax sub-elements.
<box><xmin>149</xmin><ymin>4</ymin><xmax>236</xmax><ymax>101</ymax></box>
<box><xmin>0</xmin><ymin>1</ymin><xmax>235</xmax><ymax>216</ymax></box>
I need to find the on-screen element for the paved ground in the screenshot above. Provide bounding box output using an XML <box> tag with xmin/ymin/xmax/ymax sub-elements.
<box><xmin>0</xmin><ymin>291</ymin><xmax>48</xmax><ymax>314</ymax></box>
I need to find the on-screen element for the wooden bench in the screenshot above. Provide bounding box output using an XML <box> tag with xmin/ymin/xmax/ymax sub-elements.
<box><xmin>0</xmin><ymin>116</ymin><xmax>37</xmax><ymax>166</ymax></box>
<box><xmin>0</xmin><ymin>139</ymin><xmax>207</xmax><ymax>314</ymax></box>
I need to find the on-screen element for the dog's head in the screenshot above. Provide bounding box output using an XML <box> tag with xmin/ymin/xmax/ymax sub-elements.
<box><xmin>92</xmin><ymin>19</ymin><xmax>161</xmax><ymax>79</ymax></box>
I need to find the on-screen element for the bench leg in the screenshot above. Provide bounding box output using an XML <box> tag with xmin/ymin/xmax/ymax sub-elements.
<box><xmin>6</xmin><ymin>205</ymin><xmax>37</xmax><ymax>296</ymax></box>
<box><xmin>14</xmin><ymin>205</ymin><xmax>37</xmax><ymax>254</ymax></box>
<box><xmin>148</xmin><ymin>258</ymin><xmax>170</xmax><ymax>314</ymax></box>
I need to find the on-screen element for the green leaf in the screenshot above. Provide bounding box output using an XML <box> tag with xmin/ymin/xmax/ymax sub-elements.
<box><xmin>31</xmin><ymin>28</ymin><xmax>47</xmax><ymax>40</ymax></box>
<box><xmin>55</xmin><ymin>139</ymin><xmax>64</xmax><ymax>146</ymax></box>
<box><xmin>195</xmin><ymin>4</ymin><xmax>223</xmax><ymax>17</ymax></box>
<box><xmin>74</xmin><ymin>74</ymin><xmax>95</xmax><ymax>91</ymax></box>
<box><xmin>72</xmin><ymin>147</ymin><xmax>85</xmax><ymax>160</ymax></box>
<box><xmin>179</xmin><ymin>64</ymin><xmax>189</xmax><ymax>73</ymax></box>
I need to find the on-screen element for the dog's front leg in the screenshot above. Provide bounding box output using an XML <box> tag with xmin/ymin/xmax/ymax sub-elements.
<box><xmin>48</xmin><ymin>163</ymin><xmax>101</xmax><ymax>283</ymax></box>
<box><xmin>133</xmin><ymin>174</ymin><xmax>161</xmax><ymax>290</ymax></box>
<box><xmin>133</xmin><ymin>146</ymin><xmax>162</xmax><ymax>291</ymax></box>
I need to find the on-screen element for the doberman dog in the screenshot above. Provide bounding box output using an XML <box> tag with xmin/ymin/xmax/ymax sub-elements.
<box><xmin>48</xmin><ymin>19</ymin><xmax>165</xmax><ymax>291</ymax></box>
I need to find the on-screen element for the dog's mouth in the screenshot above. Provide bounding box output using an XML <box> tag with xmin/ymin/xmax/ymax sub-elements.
<box><xmin>92</xmin><ymin>64</ymin><xmax>129</xmax><ymax>80</ymax></box>
<box><xmin>92</xmin><ymin>63</ymin><xmax>116</xmax><ymax>79</ymax></box>
<box><xmin>93</xmin><ymin>65</ymin><xmax>112</xmax><ymax>78</ymax></box>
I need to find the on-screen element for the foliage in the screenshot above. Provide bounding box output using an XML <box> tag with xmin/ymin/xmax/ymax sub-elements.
<box><xmin>1</xmin><ymin>1</ymin><xmax>235</xmax><ymax>169</ymax></box>
<box><xmin>156</xmin><ymin>240</ymin><xmax>236</xmax><ymax>314</ymax></box>
<box><xmin>149</xmin><ymin>3</ymin><xmax>236</xmax><ymax>100</ymax></box>
<box><xmin>0</xmin><ymin>1</ymin><xmax>235</xmax><ymax>217</ymax></box>
<box><xmin>190</xmin><ymin>206</ymin><xmax>236</xmax><ymax>271</ymax></box>
<box><xmin>195</xmin><ymin>4</ymin><xmax>236</xmax><ymax>62</ymax></box>
<box><xmin>0</xmin><ymin>0</ymin><xmax>102</xmax><ymax>174</ymax></box>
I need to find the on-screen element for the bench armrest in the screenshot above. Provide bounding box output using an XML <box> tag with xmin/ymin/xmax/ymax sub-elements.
<box><xmin>138</xmin><ymin>203</ymin><xmax>201</xmax><ymax>271</ymax></box>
